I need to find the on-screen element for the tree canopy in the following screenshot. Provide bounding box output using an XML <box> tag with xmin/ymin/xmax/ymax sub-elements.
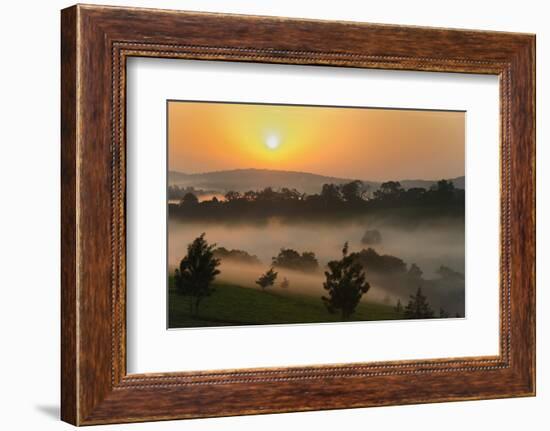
<box><xmin>272</xmin><ymin>248</ymin><xmax>319</xmax><ymax>272</ymax></box>
<box><xmin>169</xmin><ymin>179</ymin><xmax>464</xmax><ymax>222</ymax></box>
<box><xmin>361</xmin><ymin>229</ymin><xmax>382</xmax><ymax>245</ymax></box>
<box><xmin>256</xmin><ymin>267</ymin><xmax>278</xmax><ymax>290</ymax></box>
<box><xmin>404</xmin><ymin>287</ymin><xmax>434</xmax><ymax>319</ymax></box>
<box><xmin>213</xmin><ymin>247</ymin><xmax>261</xmax><ymax>265</ymax></box>
<box><xmin>174</xmin><ymin>233</ymin><xmax>221</xmax><ymax>315</ymax></box>
<box><xmin>322</xmin><ymin>242</ymin><xmax>371</xmax><ymax>320</ymax></box>
<box><xmin>351</xmin><ymin>247</ymin><xmax>407</xmax><ymax>275</ymax></box>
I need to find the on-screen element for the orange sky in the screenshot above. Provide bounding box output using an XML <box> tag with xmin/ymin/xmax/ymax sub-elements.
<box><xmin>168</xmin><ymin>101</ymin><xmax>464</xmax><ymax>181</ymax></box>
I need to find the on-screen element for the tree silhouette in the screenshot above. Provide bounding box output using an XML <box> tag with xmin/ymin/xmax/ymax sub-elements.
<box><xmin>272</xmin><ymin>248</ymin><xmax>319</xmax><ymax>272</ymax></box>
<box><xmin>374</xmin><ymin>181</ymin><xmax>403</xmax><ymax>200</ymax></box>
<box><xmin>394</xmin><ymin>299</ymin><xmax>403</xmax><ymax>313</ymax></box>
<box><xmin>256</xmin><ymin>268</ymin><xmax>278</xmax><ymax>290</ymax></box>
<box><xmin>361</xmin><ymin>229</ymin><xmax>382</xmax><ymax>245</ymax></box>
<box><xmin>431</xmin><ymin>179</ymin><xmax>455</xmax><ymax>200</ymax></box>
<box><xmin>341</xmin><ymin>180</ymin><xmax>365</xmax><ymax>203</ymax></box>
<box><xmin>320</xmin><ymin>183</ymin><xmax>342</xmax><ymax>205</ymax></box>
<box><xmin>174</xmin><ymin>233</ymin><xmax>221</xmax><ymax>315</ymax></box>
<box><xmin>224</xmin><ymin>190</ymin><xmax>241</xmax><ymax>202</ymax></box>
<box><xmin>169</xmin><ymin>177</ymin><xmax>465</xmax><ymax>222</ymax></box>
<box><xmin>243</xmin><ymin>190</ymin><xmax>258</xmax><ymax>201</ymax></box>
<box><xmin>408</xmin><ymin>263</ymin><xmax>423</xmax><ymax>280</ymax></box>
<box><xmin>403</xmin><ymin>187</ymin><xmax>426</xmax><ymax>202</ymax></box>
<box><xmin>322</xmin><ymin>242</ymin><xmax>371</xmax><ymax>320</ymax></box>
<box><xmin>352</xmin><ymin>247</ymin><xmax>407</xmax><ymax>275</ymax></box>
<box><xmin>213</xmin><ymin>247</ymin><xmax>261</xmax><ymax>265</ymax></box>
<box><xmin>404</xmin><ymin>287</ymin><xmax>434</xmax><ymax>319</ymax></box>
<box><xmin>279</xmin><ymin>187</ymin><xmax>304</xmax><ymax>202</ymax></box>
<box><xmin>180</xmin><ymin>192</ymin><xmax>199</xmax><ymax>206</ymax></box>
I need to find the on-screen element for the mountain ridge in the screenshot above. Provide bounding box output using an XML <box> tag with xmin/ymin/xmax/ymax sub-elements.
<box><xmin>168</xmin><ymin>168</ymin><xmax>465</xmax><ymax>194</ymax></box>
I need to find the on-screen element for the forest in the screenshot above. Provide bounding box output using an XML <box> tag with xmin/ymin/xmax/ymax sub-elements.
<box><xmin>168</xmin><ymin>179</ymin><xmax>465</xmax><ymax>221</ymax></box>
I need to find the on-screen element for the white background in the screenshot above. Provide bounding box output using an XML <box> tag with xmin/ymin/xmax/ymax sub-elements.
<box><xmin>127</xmin><ymin>59</ymin><xmax>500</xmax><ymax>373</ymax></box>
<box><xmin>0</xmin><ymin>0</ymin><xmax>547</xmax><ymax>430</ymax></box>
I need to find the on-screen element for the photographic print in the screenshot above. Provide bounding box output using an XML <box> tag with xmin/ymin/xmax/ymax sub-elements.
<box><xmin>167</xmin><ymin>101</ymin><xmax>465</xmax><ymax>329</ymax></box>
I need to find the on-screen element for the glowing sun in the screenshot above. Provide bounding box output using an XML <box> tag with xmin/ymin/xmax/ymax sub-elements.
<box><xmin>265</xmin><ymin>134</ymin><xmax>280</xmax><ymax>150</ymax></box>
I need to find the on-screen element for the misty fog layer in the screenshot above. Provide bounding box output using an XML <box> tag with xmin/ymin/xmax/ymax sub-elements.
<box><xmin>168</xmin><ymin>216</ymin><xmax>464</xmax><ymax>314</ymax></box>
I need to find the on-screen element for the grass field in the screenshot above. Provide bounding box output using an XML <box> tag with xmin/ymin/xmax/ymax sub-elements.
<box><xmin>168</xmin><ymin>279</ymin><xmax>405</xmax><ymax>329</ymax></box>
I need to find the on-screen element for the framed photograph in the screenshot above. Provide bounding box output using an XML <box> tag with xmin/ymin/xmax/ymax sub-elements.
<box><xmin>164</xmin><ymin>100</ymin><xmax>466</xmax><ymax>330</ymax></box>
<box><xmin>61</xmin><ymin>4</ymin><xmax>535</xmax><ymax>425</ymax></box>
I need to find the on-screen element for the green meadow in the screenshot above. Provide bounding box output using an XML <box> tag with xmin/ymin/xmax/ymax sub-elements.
<box><xmin>168</xmin><ymin>279</ymin><xmax>404</xmax><ymax>329</ymax></box>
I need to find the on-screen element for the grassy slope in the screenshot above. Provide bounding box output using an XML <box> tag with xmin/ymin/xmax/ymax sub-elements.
<box><xmin>168</xmin><ymin>281</ymin><xmax>404</xmax><ymax>329</ymax></box>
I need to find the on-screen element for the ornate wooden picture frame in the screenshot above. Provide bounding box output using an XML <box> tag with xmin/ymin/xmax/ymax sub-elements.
<box><xmin>61</xmin><ymin>4</ymin><xmax>535</xmax><ymax>425</ymax></box>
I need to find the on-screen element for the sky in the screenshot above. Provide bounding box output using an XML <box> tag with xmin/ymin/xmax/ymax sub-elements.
<box><xmin>168</xmin><ymin>101</ymin><xmax>465</xmax><ymax>181</ymax></box>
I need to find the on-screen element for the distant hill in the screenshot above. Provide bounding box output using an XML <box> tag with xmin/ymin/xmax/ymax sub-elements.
<box><xmin>168</xmin><ymin>169</ymin><xmax>376</xmax><ymax>194</ymax></box>
<box><xmin>168</xmin><ymin>168</ymin><xmax>464</xmax><ymax>194</ymax></box>
<box><xmin>400</xmin><ymin>176</ymin><xmax>465</xmax><ymax>190</ymax></box>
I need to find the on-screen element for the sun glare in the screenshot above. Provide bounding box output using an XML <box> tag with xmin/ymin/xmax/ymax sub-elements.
<box><xmin>265</xmin><ymin>134</ymin><xmax>280</xmax><ymax>150</ymax></box>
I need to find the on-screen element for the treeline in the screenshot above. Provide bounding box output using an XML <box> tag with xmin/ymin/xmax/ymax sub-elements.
<box><xmin>211</xmin><ymin>242</ymin><xmax>465</xmax><ymax>308</ymax></box>
<box><xmin>169</xmin><ymin>179</ymin><xmax>464</xmax><ymax>220</ymax></box>
<box><xmin>211</xmin><ymin>247</ymin><xmax>319</xmax><ymax>271</ymax></box>
<box><xmin>168</xmin><ymin>185</ymin><xmax>219</xmax><ymax>200</ymax></box>
<box><xmin>213</xmin><ymin>247</ymin><xmax>261</xmax><ymax>265</ymax></box>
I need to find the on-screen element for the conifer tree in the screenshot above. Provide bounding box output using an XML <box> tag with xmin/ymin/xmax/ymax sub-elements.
<box><xmin>404</xmin><ymin>287</ymin><xmax>434</xmax><ymax>319</ymax></box>
<box><xmin>322</xmin><ymin>242</ymin><xmax>371</xmax><ymax>320</ymax></box>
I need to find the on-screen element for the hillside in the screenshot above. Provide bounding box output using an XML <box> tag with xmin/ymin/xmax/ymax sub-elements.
<box><xmin>169</xmin><ymin>168</ymin><xmax>378</xmax><ymax>194</ymax></box>
<box><xmin>169</xmin><ymin>168</ymin><xmax>464</xmax><ymax>194</ymax></box>
<box><xmin>168</xmin><ymin>282</ymin><xmax>403</xmax><ymax>328</ymax></box>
